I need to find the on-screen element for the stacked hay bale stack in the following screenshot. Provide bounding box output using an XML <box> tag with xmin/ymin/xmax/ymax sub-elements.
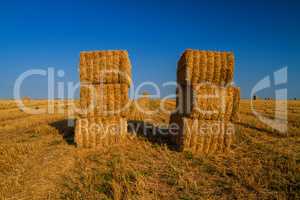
<box><xmin>169</xmin><ymin>49</ymin><xmax>240</xmax><ymax>154</ymax></box>
<box><xmin>75</xmin><ymin>50</ymin><xmax>131</xmax><ymax>148</ymax></box>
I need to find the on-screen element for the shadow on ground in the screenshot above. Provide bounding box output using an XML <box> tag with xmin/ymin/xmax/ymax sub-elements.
<box><xmin>236</xmin><ymin>121</ymin><xmax>287</xmax><ymax>137</ymax></box>
<box><xmin>127</xmin><ymin>120</ymin><xmax>175</xmax><ymax>150</ymax></box>
<box><xmin>50</xmin><ymin>119</ymin><xmax>76</xmax><ymax>145</ymax></box>
<box><xmin>49</xmin><ymin>119</ymin><xmax>176</xmax><ymax>149</ymax></box>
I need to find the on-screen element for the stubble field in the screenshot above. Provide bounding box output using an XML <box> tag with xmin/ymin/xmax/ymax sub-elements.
<box><xmin>0</xmin><ymin>99</ymin><xmax>299</xmax><ymax>200</ymax></box>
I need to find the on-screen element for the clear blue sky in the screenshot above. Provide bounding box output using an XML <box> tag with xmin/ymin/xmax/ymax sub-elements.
<box><xmin>0</xmin><ymin>0</ymin><xmax>299</xmax><ymax>99</ymax></box>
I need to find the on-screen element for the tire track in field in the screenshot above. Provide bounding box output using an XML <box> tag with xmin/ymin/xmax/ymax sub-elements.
<box><xmin>0</xmin><ymin>114</ymin><xmax>69</xmax><ymax>136</ymax></box>
<box><xmin>0</xmin><ymin>107</ymin><xmax>53</xmax><ymax>125</ymax></box>
<box><xmin>0</xmin><ymin>102</ymin><xmax>49</xmax><ymax>111</ymax></box>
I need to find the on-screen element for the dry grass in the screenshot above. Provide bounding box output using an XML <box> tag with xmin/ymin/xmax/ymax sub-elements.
<box><xmin>0</xmin><ymin>99</ymin><xmax>299</xmax><ymax>199</ymax></box>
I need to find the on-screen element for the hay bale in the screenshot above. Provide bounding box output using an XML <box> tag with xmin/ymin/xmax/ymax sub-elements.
<box><xmin>169</xmin><ymin>114</ymin><xmax>235</xmax><ymax>154</ymax></box>
<box><xmin>171</xmin><ymin>48</ymin><xmax>238</xmax><ymax>155</ymax></box>
<box><xmin>177</xmin><ymin>49</ymin><xmax>234</xmax><ymax>86</ymax></box>
<box><xmin>75</xmin><ymin>116</ymin><xmax>127</xmax><ymax>148</ymax></box>
<box><xmin>230</xmin><ymin>87</ymin><xmax>240</xmax><ymax>122</ymax></box>
<box><xmin>199</xmin><ymin>51</ymin><xmax>207</xmax><ymax>84</ymax></box>
<box><xmin>176</xmin><ymin>84</ymin><xmax>238</xmax><ymax>121</ymax></box>
<box><xmin>220</xmin><ymin>52</ymin><xmax>227</xmax><ymax>85</ymax></box>
<box><xmin>226</xmin><ymin>53</ymin><xmax>234</xmax><ymax>84</ymax></box>
<box><xmin>79</xmin><ymin>83</ymin><xmax>129</xmax><ymax>118</ymax></box>
<box><xmin>213</xmin><ymin>52</ymin><xmax>221</xmax><ymax>85</ymax></box>
<box><xmin>206</xmin><ymin>51</ymin><xmax>215</xmax><ymax>83</ymax></box>
<box><xmin>79</xmin><ymin>50</ymin><xmax>132</xmax><ymax>85</ymax></box>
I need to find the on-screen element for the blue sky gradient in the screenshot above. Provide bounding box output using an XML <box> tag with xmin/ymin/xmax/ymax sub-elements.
<box><xmin>0</xmin><ymin>0</ymin><xmax>299</xmax><ymax>99</ymax></box>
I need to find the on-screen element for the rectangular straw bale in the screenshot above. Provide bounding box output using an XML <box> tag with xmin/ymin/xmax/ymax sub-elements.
<box><xmin>230</xmin><ymin>87</ymin><xmax>240</xmax><ymax>122</ymax></box>
<box><xmin>206</xmin><ymin>51</ymin><xmax>215</xmax><ymax>83</ymax></box>
<box><xmin>199</xmin><ymin>51</ymin><xmax>207</xmax><ymax>84</ymax></box>
<box><xmin>107</xmin><ymin>84</ymin><xmax>113</xmax><ymax>112</ymax></box>
<box><xmin>169</xmin><ymin>114</ymin><xmax>235</xmax><ymax>154</ymax></box>
<box><xmin>105</xmin><ymin>51</ymin><xmax>113</xmax><ymax>83</ymax></box>
<box><xmin>177</xmin><ymin>49</ymin><xmax>193</xmax><ymax>84</ymax></box>
<box><xmin>112</xmin><ymin>51</ymin><xmax>120</xmax><ymax>83</ymax></box>
<box><xmin>226</xmin><ymin>53</ymin><xmax>234</xmax><ymax>84</ymax></box>
<box><xmin>176</xmin><ymin>84</ymin><xmax>192</xmax><ymax>114</ymax></box>
<box><xmin>79</xmin><ymin>83</ymin><xmax>129</xmax><ymax>117</ymax></box>
<box><xmin>191</xmin><ymin>51</ymin><xmax>197</xmax><ymax>84</ymax></box>
<box><xmin>194</xmin><ymin>85</ymin><xmax>234</xmax><ymax>120</ymax></box>
<box><xmin>79</xmin><ymin>50</ymin><xmax>131</xmax><ymax>85</ymax></box>
<box><xmin>92</xmin><ymin>54</ymin><xmax>98</xmax><ymax>82</ymax></box>
<box><xmin>177</xmin><ymin>84</ymin><xmax>237</xmax><ymax>121</ymax></box>
<box><xmin>114</xmin><ymin>84</ymin><xmax>120</xmax><ymax>113</ymax></box>
<box><xmin>213</xmin><ymin>52</ymin><xmax>221</xmax><ymax>85</ymax></box>
<box><xmin>79</xmin><ymin>53</ymin><xmax>87</xmax><ymax>81</ymax></box>
<box><xmin>119</xmin><ymin>50</ymin><xmax>132</xmax><ymax>85</ymax></box>
<box><xmin>75</xmin><ymin>117</ymin><xmax>127</xmax><ymax>148</ymax></box>
<box><xmin>194</xmin><ymin>52</ymin><xmax>201</xmax><ymax>84</ymax></box>
<box><xmin>220</xmin><ymin>52</ymin><xmax>228</xmax><ymax>85</ymax></box>
<box><xmin>177</xmin><ymin>49</ymin><xmax>234</xmax><ymax>86</ymax></box>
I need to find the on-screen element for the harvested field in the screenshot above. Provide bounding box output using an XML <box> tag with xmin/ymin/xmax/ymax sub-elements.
<box><xmin>0</xmin><ymin>99</ymin><xmax>299</xmax><ymax>199</ymax></box>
